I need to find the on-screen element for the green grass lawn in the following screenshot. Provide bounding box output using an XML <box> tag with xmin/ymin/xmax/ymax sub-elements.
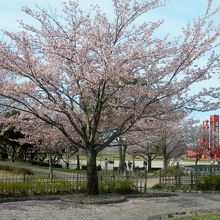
<box><xmin>0</xmin><ymin>160</ymin><xmax>86</xmax><ymax>174</ymax></box>
<box><xmin>173</xmin><ymin>212</ymin><xmax>220</xmax><ymax>220</ymax></box>
<box><xmin>97</xmin><ymin>153</ymin><xmax>153</xmax><ymax>161</ymax></box>
<box><xmin>0</xmin><ymin>154</ymin><xmax>213</xmax><ymax>175</ymax></box>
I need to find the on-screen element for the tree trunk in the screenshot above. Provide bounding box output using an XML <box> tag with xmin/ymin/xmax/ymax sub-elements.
<box><xmin>147</xmin><ymin>154</ymin><xmax>152</xmax><ymax>171</ymax></box>
<box><xmin>76</xmin><ymin>154</ymin><xmax>80</xmax><ymax>170</ymax></box>
<box><xmin>163</xmin><ymin>156</ymin><xmax>169</xmax><ymax>169</ymax></box>
<box><xmin>119</xmin><ymin>145</ymin><xmax>127</xmax><ymax>172</ymax></box>
<box><xmin>65</xmin><ymin>162</ymin><xmax>69</xmax><ymax>169</ymax></box>
<box><xmin>163</xmin><ymin>146</ymin><xmax>170</xmax><ymax>170</ymax></box>
<box><xmin>30</xmin><ymin>150</ymin><xmax>38</xmax><ymax>162</ymax></box>
<box><xmin>132</xmin><ymin>155</ymin><xmax>135</xmax><ymax>173</ymax></box>
<box><xmin>64</xmin><ymin>153</ymin><xmax>70</xmax><ymax>169</ymax></box>
<box><xmin>87</xmin><ymin>148</ymin><xmax>99</xmax><ymax>195</ymax></box>
<box><xmin>11</xmin><ymin>146</ymin><xmax>16</xmax><ymax>162</ymax></box>
<box><xmin>48</xmin><ymin>152</ymin><xmax>53</xmax><ymax>182</ymax></box>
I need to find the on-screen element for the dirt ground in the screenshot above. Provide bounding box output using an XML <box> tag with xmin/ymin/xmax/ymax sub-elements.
<box><xmin>0</xmin><ymin>192</ymin><xmax>220</xmax><ymax>220</ymax></box>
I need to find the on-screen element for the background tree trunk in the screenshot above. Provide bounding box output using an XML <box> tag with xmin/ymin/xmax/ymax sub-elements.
<box><xmin>132</xmin><ymin>155</ymin><xmax>135</xmax><ymax>173</ymax></box>
<box><xmin>119</xmin><ymin>145</ymin><xmax>127</xmax><ymax>172</ymax></box>
<box><xmin>76</xmin><ymin>154</ymin><xmax>80</xmax><ymax>170</ymax></box>
<box><xmin>195</xmin><ymin>157</ymin><xmax>199</xmax><ymax>165</ymax></box>
<box><xmin>163</xmin><ymin>156</ymin><xmax>169</xmax><ymax>169</ymax></box>
<box><xmin>48</xmin><ymin>152</ymin><xmax>53</xmax><ymax>182</ymax></box>
<box><xmin>65</xmin><ymin>161</ymin><xmax>69</xmax><ymax>169</ymax></box>
<box><xmin>11</xmin><ymin>146</ymin><xmax>16</xmax><ymax>162</ymax></box>
<box><xmin>147</xmin><ymin>154</ymin><xmax>152</xmax><ymax>171</ymax></box>
<box><xmin>87</xmin><ymin>147</ymin><xmax>99</xmax><ymax>195</ymax></box>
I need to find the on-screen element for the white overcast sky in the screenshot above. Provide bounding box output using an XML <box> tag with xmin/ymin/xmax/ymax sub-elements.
<box><xmin>0</xmin><ymin>0</ymin><xmax>220</xmax><ymax>121</ymax></box>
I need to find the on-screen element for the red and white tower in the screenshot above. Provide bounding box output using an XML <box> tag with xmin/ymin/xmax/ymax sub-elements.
<box><xmin>209</xmin><ymin>115</ymin><xmax>219</xmax><ymax>159</ymax></box>
<box><xmin>199</xmin><ymin>120</ymin><xmax>209</xmax><ymax>159</ymax></box>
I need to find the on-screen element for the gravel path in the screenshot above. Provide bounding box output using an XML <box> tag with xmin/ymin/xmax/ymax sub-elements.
<box><xmin>0</xmin><ymin>193</ymin><xmax>220</xmax><ymax>220</ymax></box>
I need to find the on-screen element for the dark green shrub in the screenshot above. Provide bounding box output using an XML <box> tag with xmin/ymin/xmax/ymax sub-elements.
<box><xmin>134</xmin><ymin>171</ymin><xmax>145</xmax><ymax>177</ymax></box>
<box><xmin>196</xmin><ymin>175</ymin><xmax>220</xmax><ymax>191</ymax></box>
<box><xmin>99</xmin><ymin>180</ymin><xmax>115</xmax><ymax>193</ymax></box>
<box><xmin>99</xmin><ymin>180</ymin><xmax>135</xmax><ymax>194</ymax></box>
<box><xmin>152</xmin><ymin>183</ymin><xmax>166</xmax><ymax>190</ymax></box>
<box><xmin>116</xmin><ymin>180</ymin><xmax>135</xmax><ymax>194</ymax></box>
<box><xmin>0</xmin><ymin>152</ymin><xmax>8</xmax><ymax>160</ymax></box>
<box><xmin>81</xmin><ymin>165</ymin><xmax>87</xmax><ymax>170</ymax></box>
<box><xmin>0</xmin><ymin>181</ymin><xmax>87</xmax><ymax>197</ymax></box>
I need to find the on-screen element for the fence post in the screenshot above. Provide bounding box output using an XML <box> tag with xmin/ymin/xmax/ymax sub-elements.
<box><xmin>210</xmin><ymin>165</ymin><xmax>212</xmax><ymax>175</ymax></box>
<box><xmin>175</xmin><ymin>173</ymin><xmax>178</xmax><ymax>188</ymax></box>
<box><xmin>159</xmin><ymin>169</ymin><xmax>161</xmax><ymax>185</ymax></box>
<box><xmin>112</xmin><ymin>170</ymin><xmax>115</xmax><ymax>183</ymax></box>
<box><xmin>76</xmin><ymin>170</ymin><xmax>79</xmax><ymax>191</ymax></box>
<box><xmin>190</xmin><ymin>171</ymin><xmax>193</xmax><ymax>191</ymax></box>
<box><xmin>144</xmin><ymin>167</ymin><xmax>147</xmax><ymax>193</ymax></box>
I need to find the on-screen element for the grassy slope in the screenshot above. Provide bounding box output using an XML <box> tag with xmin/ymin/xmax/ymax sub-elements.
<box><xmin>173</xmin><ymin>213</ymin><xmax>220</xmax><ymax>220</ymax></box>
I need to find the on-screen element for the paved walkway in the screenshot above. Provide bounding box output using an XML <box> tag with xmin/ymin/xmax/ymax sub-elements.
<box><xmin>0</xmin><ymin>193</ymin><xmax>219</xmax><ymax>220</ymax></box>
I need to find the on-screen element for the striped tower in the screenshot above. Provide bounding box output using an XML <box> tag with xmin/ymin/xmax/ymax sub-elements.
<box><xmin>209</xmin><ymin>115</ymin><xmax>219</xmax><ymax>160</ymax></box>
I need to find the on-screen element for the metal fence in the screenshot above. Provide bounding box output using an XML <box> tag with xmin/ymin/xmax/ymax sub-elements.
<box><xmin>160</xmin><ymin>172</ymin><xmax>195</xmax><ymax>189</ymax></box>
<box><xmin>160</xmin><ymin>166</ymin><xmax>220</xmax><ymax>189</ymax></box>
<box><xmin>0</xmin><ymin>173</ymin><xmax>85</xmax><ymax>184</ymax></box>
<box><xmin>0</xmin><ymin>170</ymin><xmax>159</xmax><ymax>193</ymax></box>
<box><xmin>99</xmin><ymin>171</ymin><xmax>149</xmax><ymax>192</ymax></box>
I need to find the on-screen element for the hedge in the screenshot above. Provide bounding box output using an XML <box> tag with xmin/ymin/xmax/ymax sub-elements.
<box><xmin>0</xmin><ymin>179</ymin><xmax>136</xmax><ymax>197</ymax></box>
<box><xmin>196</xmin><ymin>175</ymin><xmax>220</xmax><ymax>191</ymax></box>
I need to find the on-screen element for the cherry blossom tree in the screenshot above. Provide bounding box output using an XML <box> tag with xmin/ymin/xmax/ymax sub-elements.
<box><xmin>186</xmin><ymin>123</ymin><xmax>210</xmax><ymax>165</ymax></box>
<box><xmin>0</xmin><ymin>111</ymin><xmax>36</xmax><ymax>162</ymax></box>
<box><xmin>156</xmin><ymin>128</ymin><xmax>186</xmax><ymax>169</ymax></box>
<box><xmin>0</xmin><ymin>125</ymin><xmax>29</xmax><ymax>162</ymax></box>
<box><xmin>125</xmin><ymin>122</ymin><xmax>157</xmax><ymax>171</ymax></box>
<box><xmin>127</xmin><ymin>140</ymin><xmax>159</xmax><ymax>171</ymax></box>
<box><xmin>151</xmin><ymin>118</ymin><xmax>201</xmax><ymax>169</ymax></box>
<box><xmin>6</xmin><ymin>112</ymin><xmax>74</xmax><ymax>180</ymax></box>
<box><xmin>0</xmin><ymin>0</ymin><xmax>220</xmax><ymax>194</ymax></box>
<box><xmin>61</xmin><ymin>145</ymin><xmax>79</xmax><ymax>169</ymax></box>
